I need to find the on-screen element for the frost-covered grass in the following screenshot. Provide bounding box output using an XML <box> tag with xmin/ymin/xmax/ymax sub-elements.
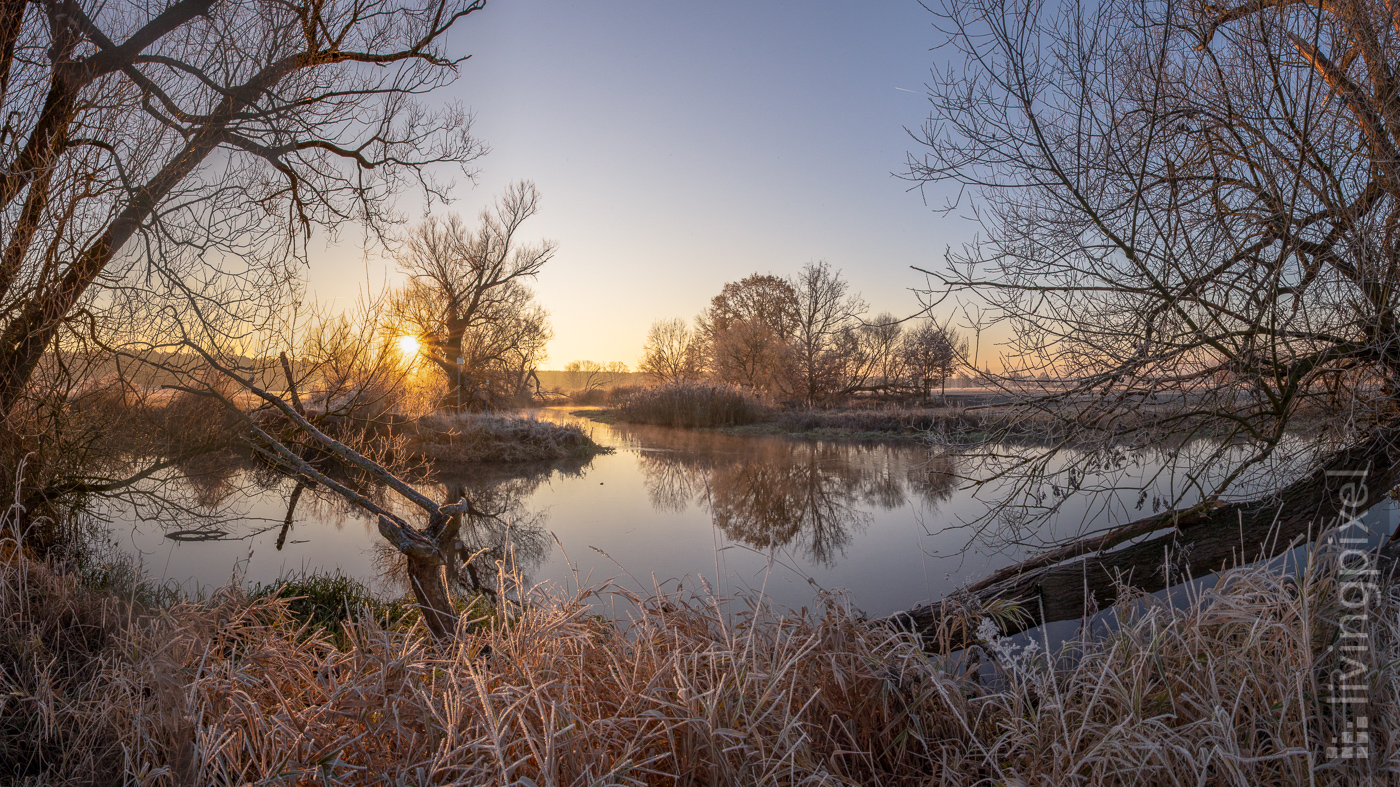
<box><xmin>1</xmin><ymin>538</ymin><xmax>1392</xmax><ymax>785</ymax></box>
<box><xmin>409</xmin><ymin>411</ymin><xmax>607</xmax><ymax>463</ymax></box>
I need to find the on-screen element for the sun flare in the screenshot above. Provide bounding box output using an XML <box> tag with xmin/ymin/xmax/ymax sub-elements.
<box><xmin>396</xmin><ymin>335</ymin><xmax>421</xmax><ymax>357</ymax></box>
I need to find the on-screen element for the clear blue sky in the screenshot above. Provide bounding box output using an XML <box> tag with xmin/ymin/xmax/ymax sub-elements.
<box><xmin>306</xmin><ymin>0</ymin><xmax>970</xmax><ymax>368</ymax></box>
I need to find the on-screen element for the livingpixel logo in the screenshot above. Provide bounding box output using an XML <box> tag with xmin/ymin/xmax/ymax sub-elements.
<box><xmin>1322</xmin><ymin>468</ymin><xmax>1374</xmax><ymax>762</ymax></box>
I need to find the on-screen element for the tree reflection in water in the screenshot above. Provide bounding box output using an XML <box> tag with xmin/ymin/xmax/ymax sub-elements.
<box><xmin>144</xmin><ymin>447</ymin><xmax>581</xmax><ymax>598</ymax></box>
<box><xmin>369</xmin><ymin>460</ymin><xmax>582</xmax><ymax>597</ymax></box>
<box><xmin>123</xmin><ymin>417</ymin><xmax>955</xmax><ymax>595</ymax></box>
<box><xmin>630</xmin><ymin>428</ymin><xmax>956</xmax><ymax>568</ymax></box>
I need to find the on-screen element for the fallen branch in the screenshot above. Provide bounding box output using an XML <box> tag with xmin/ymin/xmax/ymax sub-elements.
<box><xmin>888</xmin><ymin>429</ymin><xmax>1400</xmax><ymax>651</ymax></box>
<box><xmin>181</xmin><ymin>339</ymin><xmax>490</xmax><ymax>639</ymax></box>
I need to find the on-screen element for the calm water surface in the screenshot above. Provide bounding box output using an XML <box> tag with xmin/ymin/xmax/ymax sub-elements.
<box><xmin>109</xmin><ymin>408</ymin><xmax>1392</xmax><ymax>617</ymax></box>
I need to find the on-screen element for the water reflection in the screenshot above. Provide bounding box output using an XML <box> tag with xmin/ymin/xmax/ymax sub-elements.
<box><xmin>112</xmin><ymin>412</ymin><xmax>965</xmax><ymax>612</ymax></box>
<box><xmin>106</xmin><ymin>408</ymin><xmax>1400</xmax><ymax>624</ymax></box>
<box><xmin>333</xmin><ymin>460</ymin><xmax>580</xmax><ymax>596</ymax></box>
<box><xmin>623</xmin><ymin>426</ymin><xmax>957</xmax><ymax>567</ymax></box>
<box><xmin>111</xmin><ymin>447</ymin><xmax>590</xmax><ymax>598</ymax></box>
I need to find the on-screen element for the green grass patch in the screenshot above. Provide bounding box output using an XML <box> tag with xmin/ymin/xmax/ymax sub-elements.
<box><xmin>250</xmin><ymin>571</ymin><xmax>503</xmax><ymax>646</ymax></box>
<box><xmin>250</xmin><ymin>572</ymin><xmax>395</xmax><ymax>643</ymax></box>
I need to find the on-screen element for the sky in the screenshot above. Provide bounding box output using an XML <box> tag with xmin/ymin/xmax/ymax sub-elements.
<box><xmin>304</xmin><ymin>0</ymin><xmax>972</xmax><ymax>369</ymax></box>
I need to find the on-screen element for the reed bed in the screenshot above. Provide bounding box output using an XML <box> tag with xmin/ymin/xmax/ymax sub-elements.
<box><xmin>616</xmin><ymin>383</ymin><xmax>767</xmax><ymax>428</ymax></box>
<box><xmin>0</xmin><ymin>545</ymin><xmax>1394</xmax><ymax>784</ymax></box>
<box><xmin>563</xmin><ymin>387</ymin><xmax>611</xmax><ymax>406</ymax></box>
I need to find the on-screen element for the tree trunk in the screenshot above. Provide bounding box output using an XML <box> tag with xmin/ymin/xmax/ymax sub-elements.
<box><xmin>377</xmin><ymin>513</ymin><xmax>460</xmax><ymax>639</ymax></box>
<box><xmin>207</xmin><ymin>346</ymin><xmax>471</xmax><ymax>640</ymax></box>
<box><xmin>888</xmin><ymin>429</ymin><xmax>1400</xmax><ymax>652</ymax></box>
<box><xmin>0</xmin><ymin>59</ymin><xmax>275</xmax><ymax>418</ymax></box>
<box><xmin>405</xmin><ymin>558</ymin><xmax>457</xmax><ymax>639</ymax></box>
<box><xmin>0</xmin><ymin>37</ymin><xmax>329</xmax><ymax>418</ymax></box>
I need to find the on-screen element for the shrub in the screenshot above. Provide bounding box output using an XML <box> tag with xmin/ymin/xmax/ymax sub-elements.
<box><xmin>565</xmin><ymin>387</ymin><xmax>609</xmax><ymax>406</ymax></box>
<box><xmin>159</xmin><ymin>374</ymin><xmax>246</xmax><ymax>456</ymax></box>
<box><xmin>605</xmin><ymin>384</ymin><xmax>643</xmax><ymax>405</ymax></box>
<box><xmin>410</xmin><ymin>412</ymin><xmax>606</xmax><ymax>462</ymax></box>
<box><xmin>616</xmin><ymin>383</ymin><xmax>767</xmax><ymax>428</ymax></box>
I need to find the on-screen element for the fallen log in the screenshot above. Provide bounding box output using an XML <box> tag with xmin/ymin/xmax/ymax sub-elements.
<box><xmin>887</xmin><ymin>429</ymin><xmax>1400</xmax><ymax>652</ymax></box>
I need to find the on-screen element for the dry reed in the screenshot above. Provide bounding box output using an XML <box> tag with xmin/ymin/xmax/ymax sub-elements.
<box><xmin>616</xmin><ymin>384</ymin><xmax>766</xmax><ymax>428</ymax></box>
<box><xmin>0</xmin><ymin>539</ymin><xmax>1394</xmax><ymax>784</ymax></box>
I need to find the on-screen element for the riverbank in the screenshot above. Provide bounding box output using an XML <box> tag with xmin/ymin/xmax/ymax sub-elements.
<box><xmin>3</xmin><ymin>547</ymin><xmax>1390</xmax><ymax>784</ymax></box>
<box><xmin>239</xmin><ymin>405</ymin><xmax>610</xmax><ymax>466</ymax></box>
<box><xmin>569</xmin><ymin>382</ymin><xmax>1014</xmax><ymax>440</ymax></box>
<box><xmin>721</xmin><ymin>406</ymin><xmax>985</xmax><ymax>440</ymax></box>
<box><xmin>576</xmin><ymin>404</ymin><xmax>988</xmax><ymax>441</ymax></box>
<box><xmin>144</xmin><ymin>384</ymin><xmax>612</xmax><ymax>469</ymax></box>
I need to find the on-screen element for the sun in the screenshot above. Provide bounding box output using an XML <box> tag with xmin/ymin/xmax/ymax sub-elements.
<box><xmin>396</xmin><ymin>335</ymin><xmax>421</xmax><ymax>357</ymax></box>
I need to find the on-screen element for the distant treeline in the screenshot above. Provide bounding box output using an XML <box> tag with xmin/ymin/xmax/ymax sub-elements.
<box><xmin>639</xmin><ymin>262</ymin><xmax>968</xmax><ymax>406</ymax></box>
<box><xmin>535</xmin><ymin>369</ymin><xmax>645</xmax><ymax>390</ymax></box>
<box><xmin>56</xmin><ymin>350</ymin><xmax>312</xmax><ymax>394</ymax></box>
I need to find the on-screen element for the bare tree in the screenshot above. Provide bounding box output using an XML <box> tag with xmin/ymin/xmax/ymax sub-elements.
<box><xmin>390</xmin><ymin>181</ymin><xmax>556</xmax><ymax>409</ymax></box>
<box><xmin>639</xmin><ymin>317</ymin><xmax>705</xmax><ymax>385</ymax></box>
<box><xmin>455</xmin><ymin>288</ymin><xmax>552</xmax><ymax>405</ymax></box>
<box><xmin>0</xmin><ymin>0</ymin><xmax>488</xmax><ymax>539</ymax></box>
<box><xmin>786</xmin><ymin>261</ymin><xmax>867</xmax><ymax>405</ymax></box>
<box><xmin>299</xmin><ymin>299</ymin><xmax>423</xmax><ymax>426</ymax></box>
<box><xmin>0</xmin><ymin>0</ymin><xmax>487</xmax><ymax>424</ymax></box>
<box><xmin>0</xmin><ymin>0</ymin><xmax>546</xmax><ymax>636</ymax></box>
<box><xmin>858</xmin><ymin>313</ymin><xmax>907</xmax><ymax>393</ymax></box>
<box><xmin>602</xmin><ymin>360</ymin><xmax>630</xmax><ymax>386</ymax></box>
<box><xmin>899</xmin><ymin>0</ymin><xmax>1400</xmax><ymax>638</ymax></box>
<box><xmin>695</xmin><ymin>268</ymin><xmax>917</xmax><ymax>402</ymax></box>
<box><xmin>697</xmin><ymin>273</ymin><xmax>797</xmax><ymax>393</ymax></box>
<box><xmin>563</xmin><ymin>360</ymin><xmax>605</xmax><ymax>392</ymax></box>
<box><xmin>901</xmin><ymin>321</ymin><xmax>965</xmax><ymax>401</ymax></box>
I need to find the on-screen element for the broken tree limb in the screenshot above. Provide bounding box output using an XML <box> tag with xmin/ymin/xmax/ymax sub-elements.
<box><xmin>887</xmin><ymin>428</ymin><xmax>1400</xmax><ymax>652</ymax></box>
<box><xmin>377</xmin><ymin>515</ymin><xmax>440</xmax><ymax>562</ymax></box>
<box><xmin>279</xmin><ymin>351</ymin><xmax>308</xmax><ymax>419</ymax></box>
<box><xmin>184</xmin><ymin>340</ymin><xmax>449</xmax><ymax>517</ymax></box>
<box><xmin>185</xmin><ymin>340</ymin><xmax>492</xmax><ymax>639</ymax></box>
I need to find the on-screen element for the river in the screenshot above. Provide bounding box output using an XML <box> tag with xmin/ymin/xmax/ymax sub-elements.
<box><xmin>108</xmin><ymin>408</ymin><xmax>1398</xmax><ymax>619</ymax></box>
